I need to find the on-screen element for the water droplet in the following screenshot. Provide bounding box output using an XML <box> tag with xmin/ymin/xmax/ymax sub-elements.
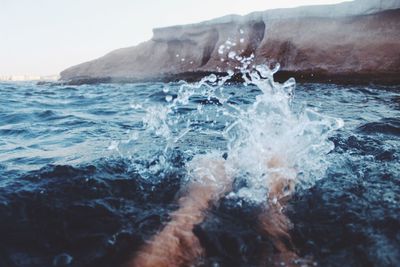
<box><xmin>271</xmin><ymin>63</ymin><xmax>280</xmax><ymax>74</ymax></box>
<box><xmin>228</xmin><ymin>51</ymin><xmax>237</xmax><ymax>59</ymax></box>
<box><xmin>165</xmin><ymin>95</ymin><xmax>173</xmax><ymax>102</ymax></box>
<box><xmin>207</xmin><ymin>74</ymin><xmax>218</xmax><ymax>83</ymax></box>
<box><xmin>218</xmin><ymin>45</ymin><xmax>225</xmax><ymax>54</ymax></box>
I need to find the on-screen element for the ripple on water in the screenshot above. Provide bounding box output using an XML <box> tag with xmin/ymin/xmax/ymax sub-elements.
<box><xmin>0</xmin><ymin>113</ymin><xmax>33</xmax><ymax>124</ymax></box>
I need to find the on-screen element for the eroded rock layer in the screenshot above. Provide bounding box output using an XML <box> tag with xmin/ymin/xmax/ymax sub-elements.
<box><xmin>60</xmin><ymin>0</ymin><xmax>400</xmax><ymax>84</ymax></box>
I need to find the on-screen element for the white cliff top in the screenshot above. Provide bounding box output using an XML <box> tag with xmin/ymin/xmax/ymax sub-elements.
<box><xmin>154</xmin><ymin>0</ymin><xmax>400</xmax><ymax>33</ymax></box>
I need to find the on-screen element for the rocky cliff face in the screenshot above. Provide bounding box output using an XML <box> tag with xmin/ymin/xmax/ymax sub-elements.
<box><xmin>60</xmin><ymin>0</ymin><xmax>400</xmax><ymax>84</ymax></box>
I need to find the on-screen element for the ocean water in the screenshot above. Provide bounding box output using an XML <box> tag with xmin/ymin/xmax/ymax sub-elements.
<box><xmin>0</xmin><ymin>73</ymin><xmax>399</xmax><ymax>266</ymax></box>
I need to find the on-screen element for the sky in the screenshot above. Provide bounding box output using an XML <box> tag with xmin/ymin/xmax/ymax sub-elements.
<box><xmin>0</xmin><ymin>0</ymin><xmax>349</xmax><ymax>76</ymax></box>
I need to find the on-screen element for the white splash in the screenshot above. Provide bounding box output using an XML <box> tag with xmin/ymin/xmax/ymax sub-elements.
<box><xmin>221</xmin><ymin>64</ymin><xmax>343</xmax><ymax>202</ymax></box>
<box><xmin>122</xmin><ymin>54</ymin><xmax>343</xmax><ymax>203</ymax></box>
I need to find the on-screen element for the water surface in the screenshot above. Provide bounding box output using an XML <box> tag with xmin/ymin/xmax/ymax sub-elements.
<box><xmin>0</xmin><ymin>80</ymin><xmax>399</xmax><ymax>267</ymax></box>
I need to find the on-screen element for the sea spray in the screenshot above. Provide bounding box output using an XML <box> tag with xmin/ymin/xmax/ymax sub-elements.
<box><xmin>221</xmin><ymin>64</ymin><xmax>343</xmax><ymax>203</ymax></box>
<box><xmin>114</xmin><ymin>50</ymin><xmax>343</xmax><ymax>203</ymax></box>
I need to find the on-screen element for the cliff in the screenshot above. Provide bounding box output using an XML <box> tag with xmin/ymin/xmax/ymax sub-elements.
<box><xmin>60</xmin><ymin>0</ymin><xmax>400</xmax><ymax>85</ymax></box>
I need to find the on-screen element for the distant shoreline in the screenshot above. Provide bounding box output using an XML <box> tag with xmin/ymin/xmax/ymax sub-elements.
<box><xmin>0</xmin><ymin>75</ymin><xmax>59</xmax><ymax>82</ymax></box>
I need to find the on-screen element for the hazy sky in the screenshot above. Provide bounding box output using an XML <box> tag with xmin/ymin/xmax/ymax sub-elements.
<box><xmin>0</xmin><ymin>0</ymin><xmax>348</xmax><ymax>76</ymax></box>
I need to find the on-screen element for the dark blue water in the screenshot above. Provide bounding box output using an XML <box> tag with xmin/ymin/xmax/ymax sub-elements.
<box><xmin>0</xmin><ymin>81</ymin><xmax>399</xmax><ymax>267</ymax></box>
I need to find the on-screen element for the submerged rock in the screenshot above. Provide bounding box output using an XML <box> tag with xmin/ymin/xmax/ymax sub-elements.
<box><xmin>60</xmin><ymin>0</ymin><xmax>400</xmax><ymax>85</ymax></box>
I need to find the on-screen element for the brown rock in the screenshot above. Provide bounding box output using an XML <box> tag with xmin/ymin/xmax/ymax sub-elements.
<box><xmin>60</xmin><ymin>0</ymin><xmax>400</xmax><ymax>85</ymax></box>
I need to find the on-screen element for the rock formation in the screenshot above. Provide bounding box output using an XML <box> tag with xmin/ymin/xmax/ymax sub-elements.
<box><xmin>60</xmin><ymin>0</ymin><xmax>400</xmax><ymax>85</ymax></box>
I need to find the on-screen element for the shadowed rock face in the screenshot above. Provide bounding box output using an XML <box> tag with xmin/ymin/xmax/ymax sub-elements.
<box><xmin>60</xmin><ymin>0</ymin><xmax>400</xmax><ymax>85</ymax></box>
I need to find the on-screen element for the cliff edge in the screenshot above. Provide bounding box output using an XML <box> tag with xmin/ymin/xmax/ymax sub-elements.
<box><xmin>60</xmin><ymin>0</ymin><xmax>400</xmax><ymax>85</ymax></box>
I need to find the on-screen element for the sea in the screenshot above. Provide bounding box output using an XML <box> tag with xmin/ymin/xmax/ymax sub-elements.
<box><xmin>0</xmin><ymin>67</ymin><xmax>399</xmax><ymax>267</ymax></box>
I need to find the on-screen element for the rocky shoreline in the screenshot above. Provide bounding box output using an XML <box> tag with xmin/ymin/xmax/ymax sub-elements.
<box><xmin>55</xmin><ymin>70</ymin><xmax>400</xmax><ymax>86</ymax></box>
<box><xmin>60</xmin><ymin>0</ymin><xmax>400</xmax><ymax>85</ymax></box>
